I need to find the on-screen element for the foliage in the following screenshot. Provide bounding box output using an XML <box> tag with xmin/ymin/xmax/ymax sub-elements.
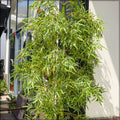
<box><xmin>12</xmin><ymin>0</ymin><xmax>105</xmax><ymax>119</ymax></box>
<box><xmin>10</xmin><ymin>34</ymin><xmax>15</xmax><ymax>48</ymax></box>
<box><xmin>6</xmin><ymin>94</ymin><xmax>16</xmax><ymax>109</ymax></box>
<box><xmin>0</xmin><ymin>79</ymin><xmax>8</xmax><ymax>96</ymax></box>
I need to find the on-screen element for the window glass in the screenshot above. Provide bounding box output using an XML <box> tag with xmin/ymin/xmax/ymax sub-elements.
<box><xmin>1</xmin><ymin>0</ymin><xmax>7</xmax><ymax>5</ymax></box>
<box><xmin>29</xmin><ymin>0</ymin><xmax>34</xmax><ymax>5</ymax></box>
<box><xmin>10</xmin><ymin>0</ymin><xmax>34</xmax><ymax>33</ymax></box>
<box><xmin>10</xmin><ymin>0</ymin><xmax>16</xmax><ymax>33</ymax></box>
<box><xmin>18</xmin><ymin>0</ymin><xmax>27</xmax><ymax>24</ymax></box>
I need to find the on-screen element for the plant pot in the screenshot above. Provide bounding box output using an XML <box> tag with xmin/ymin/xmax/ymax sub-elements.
<box><xmin>10</xmin><ymin>84</ymin><xmax>14</xmax><ymax>91</ymax></box>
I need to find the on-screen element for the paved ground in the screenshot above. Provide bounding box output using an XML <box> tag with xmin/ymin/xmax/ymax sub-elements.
<box><xmin>0</xmin><ymin>104</ymin><xmax>9</xmax><ymax>113</ymax></box>
<box><xmin>0</xmin><ymin>93</ymin><xmax>11</xmax><ymax>114</ymax></box>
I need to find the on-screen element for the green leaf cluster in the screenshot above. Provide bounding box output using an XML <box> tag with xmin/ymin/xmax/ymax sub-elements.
<box><xmin>12</xmin><ymin>0</ymin><xmax>105</xmax><ymax>119</ymax></box>
<box><xmin>0</xmin><ymin>79</ymin><xmax>8</xmax><ymax>96</ymax></box>
<box><xmin>6</xmin><ymin>94</ymin><xmax>17</xmax><ymax>110</ymax></box>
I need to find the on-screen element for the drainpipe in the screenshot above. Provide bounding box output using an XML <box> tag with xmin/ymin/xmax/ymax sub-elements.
<box><xmin>20</xmin><ymin>31</ymin><xmax>24</xmax><ymax>93</ymax></box>
<box><xmin>14</xmin><ymin>0</ymin><xmax>18</xmax><ymax>97</ymax></box>
<box><xmin>5</xmin><ymin>2</ymin><xmax>11</xmax><ymax>91</ymax></box>
<box><xmin>5</xmin><ymin>19</ymin><xmax>10</xmax><ymax>90</ymax></box>
<box><xmin>14</xmin><ymin>32</ymin><xmax>19</xmax><ymax>97</ymax></box>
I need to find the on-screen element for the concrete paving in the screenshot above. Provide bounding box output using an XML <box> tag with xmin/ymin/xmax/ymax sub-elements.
<box><xmin>0</xmin><ymin>94</ymin><xmax>11</xmax><ymax>114</ymax></box>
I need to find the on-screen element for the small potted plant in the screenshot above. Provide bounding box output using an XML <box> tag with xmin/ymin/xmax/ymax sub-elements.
<box><xmin>6</xmin><ymin>94</ymin><xmax>16</xmax><ymax>112</ymax></box>
<box><xmin>0</xmin><ymin>79</ymin><xmax>8</xmax><ymax>97</ymax></box>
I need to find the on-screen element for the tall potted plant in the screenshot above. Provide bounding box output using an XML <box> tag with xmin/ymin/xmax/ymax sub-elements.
<box><xmin>13</xmin><ymin>0</ymin><xmax>105</xmax><ymax>119</ymax></box>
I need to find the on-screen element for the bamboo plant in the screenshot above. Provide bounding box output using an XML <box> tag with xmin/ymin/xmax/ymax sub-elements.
<box><xmin>12</xmin><ymin>0</ymin><xmax>105</xmax><ymax>119</ymax></box>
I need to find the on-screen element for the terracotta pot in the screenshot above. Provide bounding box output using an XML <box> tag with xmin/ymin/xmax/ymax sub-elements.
<box><xmin>10</xmin><ymin>84</ymin><xmax>14</xmax><ymax>91</ymax></box>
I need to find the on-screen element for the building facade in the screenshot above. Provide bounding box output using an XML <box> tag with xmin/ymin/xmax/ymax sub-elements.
<box><xmin>87</xmin><ymin>0</ymin><xmax>120</xmax><ymax>119</ymax></box>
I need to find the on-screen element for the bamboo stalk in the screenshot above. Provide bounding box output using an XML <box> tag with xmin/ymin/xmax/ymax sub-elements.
<box><xmin>0</xmin><ymin>101</ymin><xmax>16</xmax><ymax>104</ymax></box>
<box><xmin>0</xmin><ymin>106</ymin><xmax>27</xmax><ymax>111</ymax></box>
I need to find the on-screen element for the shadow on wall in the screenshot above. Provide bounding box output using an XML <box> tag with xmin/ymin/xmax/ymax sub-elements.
<box><xmin>87</xmin><ymin>0</ymin><xmax>119</xmax><ymax>117</ymax></box>
<box><xmin>93</xmin><ymin>51</ymin><xmax>116</xmax><ymax>116</ymax></box>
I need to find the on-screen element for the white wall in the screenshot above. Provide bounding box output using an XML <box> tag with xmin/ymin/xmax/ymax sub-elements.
<box><xmin>0</xmin><ymin>0</ymin><xmax>7</xmax><ymax>61</ymax></box>
<box><xmin>86</xmin><ymin>0</ymin><xmax>119</xmax><ymax>118</ymax></box>
<box><xmin>0</xmin><ymin>33</ymin><xmax>6</xmax><ymax>60</ymax></box>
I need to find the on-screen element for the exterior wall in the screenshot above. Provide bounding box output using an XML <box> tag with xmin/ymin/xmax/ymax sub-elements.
<box><xmin>0</xmin><ymin>33</ymin><xmax>6</xmax><ymax>60</ymax></box>
<box><xmin>86</xmin><ymin>0</ymin><xmax>119</xmax><ymax>118</ymax></box>
<box><xmin>0</xmin><ymin>0</ymin><xmax>7</xmax><ymax>60</ymax></box>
